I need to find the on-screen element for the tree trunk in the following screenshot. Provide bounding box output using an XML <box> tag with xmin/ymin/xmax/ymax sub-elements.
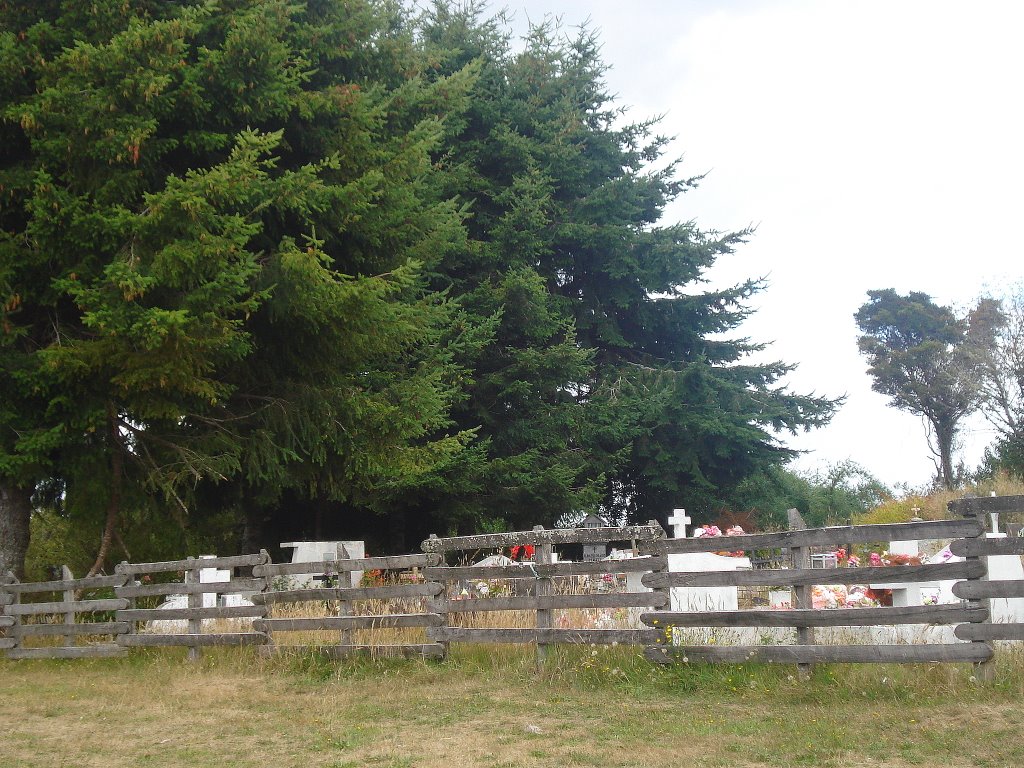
<box><xmin>87</xmin><ymin>406</ymin><xmax>123</xmax><ymax>577</ymax></box>
<box><xmin>937</xmin><ymin>424</ymin><xmax>956</xmax><ymax>491</ymax></box>
<box><xmin>0</xmin><ymin>482</ymin><xmax>32</xmax><ymax>579</ymax></box>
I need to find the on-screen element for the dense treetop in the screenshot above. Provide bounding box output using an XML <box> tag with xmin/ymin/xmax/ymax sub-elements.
<box><xmin>0</xmin><ymin>0</ymin><xmax>838</xmax><ymax>576</ymax></box>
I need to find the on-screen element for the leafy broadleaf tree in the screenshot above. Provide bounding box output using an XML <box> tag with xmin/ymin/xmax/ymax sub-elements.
<box><xmin>968</xmin><ymin>287</ymin><xmax>1024</xmax><ymax>477</ymax></box>
<box><xmin>0</xmin><ymin>0</ymin><xmax>477</xmax><ymax>573</ymax></box>
<box><xmin>855</xmin><ymin>289</ymin><xmax>981</xmax><ymax>489</ymax></box>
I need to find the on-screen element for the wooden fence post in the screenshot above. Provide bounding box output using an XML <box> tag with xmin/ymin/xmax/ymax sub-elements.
<box><xmin>335</xmin><ymin>544</ymin><xmax>354</xmax><ymax>649</ymax></box>
<box><xmin>787</xmin><ymin>508</ymin><xmax>814</xmax><ymax>681</ymax></box>
<box><xmin>647</xmin><ymin>520</ymin><xmax>672</xmax><ymax>656</ymax></box>
<box><xmin>1</xmin><ymin>571</ymin><xmax>19</xmax><ymax>655</ymax></box>
<box><xmin>533</xmin><ymin>526</ymin><xmax>553</xmax><ymax>668</ymax></box>
<box><xmin>61</xmin><ymin>565</ymin><xmax>75</xmax><ymax>649</ymax></box>
<box><xmin>186</xmin><ymin>557</ymin><xmax>202</xmax><ymax>662</ymax></box>
<box><xmin>955</xmin><ymin>502</ymin><xmax>995</xmax><ymax>681</ymax></box>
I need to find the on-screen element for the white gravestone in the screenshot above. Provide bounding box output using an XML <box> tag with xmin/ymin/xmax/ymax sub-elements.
<box><xmin>983</xmin><ymin>513</ymin><xmax>1024</xmax><ymax>625</ymax></box>
<box><xmin>280</xmin><ymin>540</ymin><xmax>365</xmax><ymax>588</ymax></box>
<box><xmin>665</xmin><ymin>508</ymin><xmax>751</xmax><ymax>612</ymax></box>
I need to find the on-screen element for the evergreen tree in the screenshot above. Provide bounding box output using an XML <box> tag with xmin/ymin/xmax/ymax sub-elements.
<box><xmin>0</xmin><ymin>0</ymin><xmax>477</xmax><ymax>573</ymax></box>
<box><xmin>400</xmin><ymin>3</ymin><xmax>838</xmax><ymax>533</ymax></box>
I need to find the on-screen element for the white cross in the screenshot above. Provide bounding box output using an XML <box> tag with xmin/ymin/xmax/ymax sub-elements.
<box><xmin>668</xmin><ymin>508</ymin><xmax>691</xmax><ymax>539</ymax></box>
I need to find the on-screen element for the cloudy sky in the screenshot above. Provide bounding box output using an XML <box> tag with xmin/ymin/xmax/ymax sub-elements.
<box><xmin>502</xmin><ymin>0</ymin><xmax>1022</xmax><ymax>490</ymax></box>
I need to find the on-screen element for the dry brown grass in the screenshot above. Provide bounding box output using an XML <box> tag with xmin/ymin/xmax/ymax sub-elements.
<box><xmin>0</xmin><ymin>646</ymin><xmax>1022</xmax><ymax>768</ymax></box>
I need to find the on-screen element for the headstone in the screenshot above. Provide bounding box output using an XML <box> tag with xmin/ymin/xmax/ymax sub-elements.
<box><xmin>198</xmin><ymin>557</ymin><xmax>230</xmax><ymax>609</ymax></box>
<box><xmin>667</xmin><ymin>509</ymin><xmax>691</xmax><ymax>539</ymax></box>
<box><xmin>580</xmin><ymin>514</ymin><xmax>607</xmax><ymax>562</ymax></box>
<box><xmin>279</xmin><ymin>540</ymin><xmax>365</xmax><ymax>588</ymax></box>
<box><xmin>667</xmin><ymin>551</ymin><xmax>752</xmax><ymax>612</ymax></box>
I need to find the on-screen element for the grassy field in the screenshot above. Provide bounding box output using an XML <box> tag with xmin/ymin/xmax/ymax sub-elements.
<box><xmin>1</xmin><ymin>644</ymin><xmax>1022</xmax><ymax>768</ymax></box>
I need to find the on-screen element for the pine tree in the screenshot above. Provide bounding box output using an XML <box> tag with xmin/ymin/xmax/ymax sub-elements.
<box><xmin>407</xmin><ymin>3</ymin><xmax>838</xmax><ymax>530</ymax></box>
<box><xmin>0</xmin><ymin>0</ymin><xmax>478</xmax><ymax>573</ymax></box>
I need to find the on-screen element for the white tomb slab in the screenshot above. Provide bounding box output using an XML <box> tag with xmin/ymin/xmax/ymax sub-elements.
<box><xmin>668</xmin><ymin>551</ymin><xmax>751</xmax><ymax>612</ymax></box>
<box><xmin>981</xmin><ymin>515</ymin><xmax>1024</xmax><ymax>624</ymax></box>
<box><xmin>280</xmin><ymin>540</ymin><xmax>365</xmax><ymax>588</ymax></box>
<box><xmin>197</xmin><ymin>557</ymin><xmax>230</xmax><ymax>609</ymax></box>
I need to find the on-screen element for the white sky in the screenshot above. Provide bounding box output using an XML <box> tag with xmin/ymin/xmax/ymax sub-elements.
<box><xmin>505</xmin><ymin>0</ymin><xmax>1023</xmax><ymax>491</ymax></box>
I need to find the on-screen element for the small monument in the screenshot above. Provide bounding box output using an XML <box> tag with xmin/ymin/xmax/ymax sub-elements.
<box><xmin>580</xmin><ymin>514</ymin><xmax>608</xmax><ymax>562</ymax></box>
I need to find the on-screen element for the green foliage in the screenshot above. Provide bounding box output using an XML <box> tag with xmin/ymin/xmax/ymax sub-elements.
<box><xmin>387</xmin><ymin>3</ymin><xmax>839</xmax><ymax>536</ymax></box>
<box><xmin>970</xmin><ymin>285</ymin><xmax>1024</xmax><ymax>478</ymax></box>
<box><xmin>855</xmin><ymin>289</ymin><xmax>980</xmax><ymax>489</ymax></box>
<box><xmin>1</xmin><ymin>1</ymin><xmax>842</xmax><ymax>562</ymax></box>
<box><xmin>0</xmin><ymin>0</ymin><xmax>480</xmax><ymax>566</ymax></box>
<box><xmin>731</xmin><ymin>461</ymin><xmax>891</xmax><ymax>529</ymax></box>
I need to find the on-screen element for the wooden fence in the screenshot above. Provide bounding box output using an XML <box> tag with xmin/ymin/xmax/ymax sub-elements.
<box><xmin>422</xmin><ymin>524</ymin><xmax>666</xmax><ymax>661</ymax></box>
<box><xmin>114</xmin><ymin>553</ymin><xmax>270</xmax><ymax>659</ymax></box>
<box><xmin>251</xmin><ymin>550</ymin><xmax>445</xmax><ymax>659</ymax></box>
<box><xmin>640</xmin><ymin>516</ymin><xmax>992</xmax><ymax>667</ymax></box>
<box><xmin>1</xmin><ymin>566</ymin><xmax>128</xmax><ymax>659</ymax></box>
<box><xmin>1</xmin><ymin>496</ymin><xmax>1022</xmax><ymax>669</ymax></box>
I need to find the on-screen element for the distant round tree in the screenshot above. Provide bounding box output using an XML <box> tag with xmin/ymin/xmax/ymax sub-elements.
<box><xmin>855</xmin><ymin>289</ymin><xmax>980</xmax><ymax>489</ymax></box>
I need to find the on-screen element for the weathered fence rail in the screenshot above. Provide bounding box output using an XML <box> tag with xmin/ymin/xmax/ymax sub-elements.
<box><xmin>1</xmin><ymin>496</ymin><xmax>1022</xmax><ymax>672</ymax></box>
<box><xmin>1</xmin><ymin>566</ymin><xmax>129</xmax><ymax>659</ymax></box>
<box><xmin>252</xmin><ymin>547</ymin><xmax>445</xmax><ymax>659</ymax></box>
<box><xmin>425</xmin><ymin>523</ymin><xmax>666</xmax><ymax>664</ymax></box>
<box><xmin>114</xmin><ymin>553</ymin><xmax>270</xmax><ymax>659</ymax></box>
<box><xmin>642</xmin><ymin>513</ymin><xmax>996</xmax><ymax>666</ymax></box>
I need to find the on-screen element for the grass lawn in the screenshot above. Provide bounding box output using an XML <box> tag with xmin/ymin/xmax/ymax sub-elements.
<box><xmin>1</xmin><ymin>644</ymin><xmax>1022</xmax><ymax>768</ymax></box>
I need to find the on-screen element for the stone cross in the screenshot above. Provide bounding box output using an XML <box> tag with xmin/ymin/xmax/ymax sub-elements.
<box><xmin>668</xmin><ymin>508</ymin><xmax>691</xmax><ymax>539</ymax></box>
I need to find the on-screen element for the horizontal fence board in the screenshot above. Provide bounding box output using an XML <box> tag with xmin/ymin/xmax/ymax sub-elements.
<box><xmin>422</xmin><ymin>525</ymin><xmax>664</xmax><ymax>553</ymax></box>
<box><xmin>645</xmin><ymin>643</ymin><xmax>993</xmax><ymax>665</ymax></box>
<box><xmin>432</xmin><ymin>627</ymin><xmax>658</xmax><ymax>645</ymax></box>
<box><xmin>642</xmin><ymin>561</ymin><xmax>983</xmax><ymax>589</ymax></box>
<box><xmin>953</xmin><ymin>580</ymin><xmax>1024</xmax><ymax>600</ymax></box>
<box><xmin>425</xmin><ymin>557</ymin><xmax>662</xmax><ymax>581</ymax></box>
<box><xmin>254</xmin><ymin>582</ymin><xmax>443</xmax><ymax>605</ymax></box>
<box><xmin>254</xmin><ymin>614</ymin><xmax>442</xmax><ymax>632</ymax></box>
<box><xmin>115</xmin><ymin>553</ymin><xmax>269</xmax><ymax>576</ymax></box>
<box><xmin>6</xmin><ymin>645</ymin><xmax>125</xmax><ymax>660</ymax></box>
<box><xmin>0</xmin><ymin>593</ymin><xmax>12</xmax><ymax>605</ymax></box>
<box><xmin>253</xmin><ymin>553</ymin><xmax>439</xmax><ymax>578</ymax></box>
<box><xmin>641</xmin><ymin>604</ymin><xmax>988</xmax><ymax>628</ymax></box>
<box><xmin>12</xmin><ymin>622</ymin><xmax>129</xmax><ymax>637</ymax></box>
<box><xmin>4</xmin><ymin>574</ymin><xmax>127</xmax><ymax>594</ymax></box>
<box><xmin>116</xmin><ymin>578</ymin><xmax>265</xmax><ymax>599</ymax></box>
<box><xmin>950</xmin><ymin>537</ymin><xmax>1024</xmax><ymax>557</ymax></box>
<box><xmin>117</xmin><ymin>632</ymin><xmax>268</xmax><ymax>647</ymax></box>
<box><xmin>258</xmin><ymin>643</ymin><xmax>446</xmax><ymax>659</ymax></box>
<box><xmin>424</xmin><ymin>564</ymin><xmax>538</xmax><ymax>581</ymax></box>
<box><xmin>652</xmin><ymin>519</ymin><xmax>984</xmax><ymax>555</ymax></box>
<box><xmin>435</xmin><ymin>591</ymin><xmax>668</xmax><ymax>614</ymax></box>
<box><xmin>0</xmin><ymin>615</ymin><xmax>14</xmax><ymax>627</ymax></box>
<box><xmin>948</xmin><ymin>495</ymin><xmax>1024</xmax><ymax>516</ymax></box>
<box><xmin>117</xmin><ymin>606</ymin><xmax>267</xmax><ymax>622</ymax></box>
<box><xmin>5</xmin><ymin>598</ymin><xmax>128</xmax><ymax>616</ymax></box>
<box><xmin>954</xmin><ymin>623</ymin><xmax>1024</xmax><ymax>641</ymax></box>
<box><xmin>0</xmin><ymin>637</ymin><xmax>16</xmax><ymax>649</ymax></box>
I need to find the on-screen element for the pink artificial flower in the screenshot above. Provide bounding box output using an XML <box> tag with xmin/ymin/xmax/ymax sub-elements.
<box><xmin>870</xmin><ymin>552</ymin><xmax>882</xmax><ymax>566</ymax></box>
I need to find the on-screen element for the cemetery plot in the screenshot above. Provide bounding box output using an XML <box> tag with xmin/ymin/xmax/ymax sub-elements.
<box><xmin>114</xmin><ymin>553</ymin><xmax>270</xmax><ymax>658</ymax></box>
<box><xmin>251</xmin><ymin>551</ymin><xmax>446</xmax><ymax>659</ymax></box>
<box><xmin>424</xmin><ymin>524</ymin><xmax>666</xmax><ymax>657</ymax></box>
<box><xmin>641</xmin><ymin>513</ymin><xmax>998</xmax><ymax>666</ymax></box>
<box><xmin>1</xmin><ymin>566</ymin><xmax>129</xmax><ymax>659</ymax></box>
